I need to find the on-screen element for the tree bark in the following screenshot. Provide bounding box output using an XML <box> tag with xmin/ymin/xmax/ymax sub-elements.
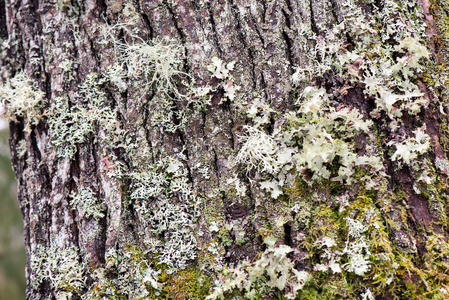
<box><xmin>1</xmin><ymin>0</ymin><xmax>449</xmax><ymax>299</ymax></box>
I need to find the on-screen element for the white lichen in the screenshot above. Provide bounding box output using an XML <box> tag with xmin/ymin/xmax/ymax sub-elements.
<box><xmin>30</xmin><ymin>244</ymin><xmax>85</xmax><ymax>298</ymax></box>
<box><xmin>0</xmin><ymin>71</ymin><xmax>45</xmax><ymax>132</ymax></box>
<box><xmin>69</xmin><ymin>187</ymin><xmax>105</xmax><ymax>220</ymax></box>
<box><xmin>129</xmin><ymin>157</ymin><xmax>198</xmax><ymax>271</ymax></box>
<box><xmin>207</xmin><ymin>239</ymin><xmax>311</xmax><ymax>299</ymax></box>
<box><xmin>49</xmin><ymin>74</ymin><xmax>122</xmax><ymax>159</ymax></box>
<box><xmin>387</xmin><ymin>127</ymin><xmax>431</xmax><ymax>164</ymax></box>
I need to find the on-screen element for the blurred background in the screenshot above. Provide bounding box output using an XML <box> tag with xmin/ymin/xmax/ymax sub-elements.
<box><xmin>0</xmin><ymin>119</ymin><xmax>26</xmax><ymax>300</ymax></box>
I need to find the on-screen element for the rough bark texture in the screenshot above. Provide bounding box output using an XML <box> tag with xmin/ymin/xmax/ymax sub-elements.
<box><xmin>1</xmin><ymin>0</ymin><xmax>449</xmax><ymax>299</ymax></box>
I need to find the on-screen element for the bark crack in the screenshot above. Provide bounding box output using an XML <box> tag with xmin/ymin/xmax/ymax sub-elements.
<box><xmin>140</xmin><ymin>12</ymin><xmax>154</xmax><ymax>40</ymax></box>
<box><xmin>212</xmin><ymin>148</ymin><xmax>220</xmax><ymax>180</ymax></box>
<box><xmin>282</xmin><ymin>30</ymin><xmax>294</xmax><ymax>72</ymax></box>
<box><xmin>249</xmin><ymin>11</ymin><xmax>266</xmax><ymax>48</ymax></box>
<box><xmin>142</xmin><ymin>95</ymin><xmax>155</xmax><ymax>165</ymax></box>
<box><xmin>225</xmin><ymin>101</ymin><xmax>236</xmax><ymax>150</ymax></box>
<box><xmin>228</xmin><ymin>0</ymin><xmax>257</xmax><ymax>89</ymax></box>
<box><xmin>260</xmin><ymin>72</ymin><xmax>268</xmax><ymax>100</ymax></box>
<box><xmin>309</xmin><ymin>0</ymin><xmax>319</xmax><ymax>35</ymax></box>
<box><xmin>329</xmin><ymin>0</ymin><xmax>341</xmax><ymax>24</ymax></box>
<box><xmin>137</xmin><ymin>1</ymin><xmax>154</xmax><ymax>40</ymax></box>
<box><xmin>177</xmin><ymin>130</ymin><xmax>194</xmax><ymax>184</ymax></box>
<box><xmin>0</xmin><ymin>0</ymin><xmax>7</xmax><ymax>39</ymax></box>
<box><xmin>163</xmin><ymin>0</ymin><xmax>190</xmax><ymax>73</ymax></box>
<box><xmin>205</xmin><ymin>0</ymin><xmax>224</xmax><ymax>57</ymax></box>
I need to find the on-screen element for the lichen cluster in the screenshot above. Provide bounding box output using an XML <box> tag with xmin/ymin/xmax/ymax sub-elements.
<box><xmin>0</xmin><ymin>71</ymin><xmax>45</xmax><ymax>132</ymax></box>
<box><xmin>30</xmin><ymin>243</ymin><xmax>85</xmax><ymax>300</ymax></box>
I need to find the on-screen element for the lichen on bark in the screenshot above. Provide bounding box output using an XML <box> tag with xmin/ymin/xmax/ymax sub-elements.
<box><xmin>1</xmin><ymin>0</ymin><xmax>449</xmax><ymax>299</ymax></box>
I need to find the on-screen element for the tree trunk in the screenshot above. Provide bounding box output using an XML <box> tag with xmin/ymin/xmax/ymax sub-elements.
<box><xmin>1</xmin><ymin>0</ymin><xmax>449</xmax><ymax>299</ymax></box>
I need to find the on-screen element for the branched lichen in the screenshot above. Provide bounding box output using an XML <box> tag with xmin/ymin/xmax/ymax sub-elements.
<box><xmin>49</xmin><ymin>74</ymin><xmax>122</xmax><ymax>159</ymax></box>
<box><xmin>129</xmin><ymin>156</ymin><xmax>198</xmax><ymax>271</ymax></box>
<box><xmin>30</xmin><ymin>244</ymin><xmax>85</xmax><ymax>299</ymax></box>
<box><xmin>48</xmin><ymin>97</ymin><xmax>94</xmax><ymax>159</ymax></box>
<box><xmin>0</xmin><ymin>71</ymin><xmax>45</xmax><ymax>132</ymax></box>
<box><xmin>207</xmin><ymin>238</ymin><xmax>311</xmax><ymax>300</ymax></box>
<box><xmin>69</xmin><ymin>187</ymin><xmax>105</xmax><ymax>220</ymax></box>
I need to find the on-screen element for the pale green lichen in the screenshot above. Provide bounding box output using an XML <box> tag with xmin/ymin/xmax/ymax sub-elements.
<box><xmin>128</xmin><ymin>156</ymin><xmax>198</xmax><ymax>271</ymax></box>
<box><xmin>30</xmin><ymin>244</ymin><xmax>85</xmax><ymax>299</ymax></box>
<box><xmin>147</xmin><ymin>200</ymin><xmax>197</xmax><ymax>270</ymax></box>
<box><xmin>387</xmin><ymin>127</ymin><xmax>431</xmax><ymax>165</ymax></box>
<box><xmin>48</xmin><ymin>97</ymin><xmax>94</xmax><ymax>159</ymax></box>
<box><xmin>207</xmin><ymin>237</ymin><xmax>311</xmax><ymax>300</ymax></box>
<box><xmin>24</xmin><ymin>0</ymin><xmax>449</xmax><ymax>299</ymax></box>
<box><xmin>84</xmin><ymin>247</ymin><xmax>161</xmax><ymax>300</ymax></box>
<box><xmin>100</xmin><ymin>12</ymin><xmax>189</xmax><ymax>98</ymax></box>
<box><xmin>0</xmin><ymin>71</ymin><xmax>45</xmax><ymax>132</ymax></box>
<box><xmin>69</xmin><ymin>187</ymin><xmax>105</xmax><ymax>220</ymax></box>
<box><xmin>49</xmin><ymin>74</ymin><xmax>122</xmax><ymax>159</ymax></box>
<box><xmin>207</xmin><ymin>57</ymin><xmax>240</xmax><ymax>101</ymax></box>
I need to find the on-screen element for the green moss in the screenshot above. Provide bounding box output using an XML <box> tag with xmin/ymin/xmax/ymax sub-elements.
<box><xmin>157</xmin><ymin>267</ymin><xmax>213</xmax><ymax>299</ymax></box>
<box><xmin>83</xmin><ymin>245</ymin><xmax>213</xmax><ymax>300</ymax></box>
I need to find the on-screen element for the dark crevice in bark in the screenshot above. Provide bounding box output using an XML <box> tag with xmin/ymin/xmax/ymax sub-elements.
<box><xmin>259</xmin><ymin>72</ymin><xmax>268</xmax><ymax>100</ymax></box>
<box><xmin>212</xmin><ymin>148</ymin><xmax>220</xmax><ymax>179</ymax></box>
<box><xmin>37</xmin><ymin>280</ymin><xmax>52</xmax><ymax>300</ymax></box>
<box><xmin>140</xmin><ymin>12</ymin><xmax>154</xmax><ymax>40</ymax></box>
<box><xmin>267</xmin><ymin>114</ymin><xmax>275</xmax><ymax>135</ymax></box>
<box><xmin>142</xmin><ymin>94</ymin><xmax>155</xmax><ymax>165</ymax></box>
<box><xmin>229</xmin><ymin>0</ymin><xmax>257</xmax><ymax>89</ymax></box>
<box><xmin>70</xmin><ymin>153</ymin><xmax>81</xmax><ymax>250</ymax></box>
<box><xmin>88</xmin><ymin>39</ymin><xmax>100</xmax><ymax>68</ymax></box>
<box><xmin>284</xmin><ymin>223</ymin><xmax>293</xmax><ymax>247</ymax></box>
<box><xmin>249</xmin><ymin>13</ymin><xmax>266</xmax><ymax>48</ymax></box>
<box><xmin>70</xmin><ymin>204</ymin><xmax>81</xmax><ymax>253</ymax></box>
<box><xmin>98</xmin><ymin>206</ymin><xmax>108</xmax><ymax>264</ymax></box>
<box><xmin>121</xmin><ymin>183</ymin><xmax>140</xmax><ymax>242</ymax></box>
<box><xmin>329</xmin><ymin>0</ymin><xmax>341</xmax><ymax>24</ymax></box>
<box><xmin>22</xmin><ymin>0</ymin><xmax>46</xmax><ymax>83</ymax></box>
<box><xmin>251</xmin><ymin>20</ymin><xmax>267</xmax><ymax>48</ymax></box>
<box><xmin>239</xmin><ymin>168</ymin><xmax>256</xmax><ymax>212</ymax></box>
<box><xmin>96</xmin><ymin>0</ymin><xmax>108</xmax><ymax>20</ymax></box>
<box><xmin>223</xmin><ymin>100</ymin><xmax>236</xmax><ymax>149</ymax></box>
<box><xmin>29</xmin><ymin>130</ymin><xmax>42</xmax><ymax>163</ymax></box>
<box><xmin>69</xmin><ymin>20</ymin><xmax>82</xmax><ymax>78</ymax></box>
<box><xmin>31</xmin><ymin>0</ymin><xmax>42</xmax><ymax>32</ymax></box>
<box><xmin>374</xmin><ymin>0</ymin><xmax>385</xmax><ymax>11</ymax></box>
<box><xmin>0</xmin><ymin>0</ymin><xmax>7</xmax><ymax>39</ymax></box>
<box><xmin>163</xmin><ymin>0</ymin><xmax>190</xmax><ymax>73</ymax></box>
<box><xmin>200</xmin><ymin>110</ymin><xmax>206</xmax><ymax>138</ymax></box>
<box><xmin>220</xmin><ymin>191</ymin><xmax>231</xmax><ymax>221</ymax></box>
<box><xmin>177</xmin><ymin>130</ymin><xmax>194</xmax><ymax>185</ymax></box>
<box><xmin>284</xmin><ymin>0</ymin><xmax>293</xmax><ymax>17</ymax></box>
<box><xmin>260</xmin><ymin>0</ymin><xmax>267</xmax><ymax>24</ymax></box>
<box><xmin>41</xmin><ymin>52</ymin><xmax>52</xmax><ymax>102</ymax></box>
<box><xmin>282</xmin><ymin>30</ymin><xmax>294</xmax><ymax>72</ymax></box>
<box><xmin>204</xmin><ymin>1</ymin><xmax>223</xmax><ymax>57</ymax></box>
<box><xmin>309</xmin><ymin>0</ymin><xmax>319</xmax><ymax>35</ymax></box>
<box><xmin>163</xmin><ymin>0</ymin><xmax>186</xmax><ymax>43</ymax></box>
<box><xmin>91</xmin><ymin>136</ymin><xmax>100</xmax><ymax>183</ymax></box>
<box><xmin>282</xmin><ymin>8</ymin><xmax>291</xmax><ymax>29</ymax></box>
